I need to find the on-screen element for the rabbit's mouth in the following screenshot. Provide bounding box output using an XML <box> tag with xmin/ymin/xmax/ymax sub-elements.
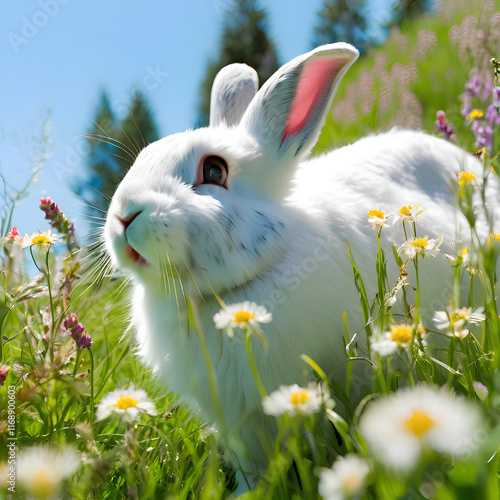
<box><xmin>125</xmin><ymin>244</ymin><xmax>148</xmax><ymax>266</ymax></box>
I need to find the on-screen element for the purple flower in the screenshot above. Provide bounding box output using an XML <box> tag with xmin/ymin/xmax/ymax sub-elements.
<box><xmin>493</xmin><ymin>87</ymin><xmax>500</xmax><ymax>107</ymax></box>
<box><xmin>62</xmin><ymin>313</ymin><xmax>79</xmax><ymax>330</ymax></box>
<box><xmin>485</xmin><ymin>104</ymin><xmax>500</xmax><ymax>125</ymax></box>
<box><xmin>461</xmin><ymin>104</ymin><xmax>472</xmax><ymax>119</ymax></box>
<box><xmin>39</xmin><ymin>196</ymin><xmax>76</xmax><ymax>242</ymax></box>
<box><xmin>61</xmin><ymin>313</ymin><xmax>92</xmax><ymax>349</ymax></box>
<box><xmin>465</xmin><ymin>75</ymin><xmax>483</xmax><ymax>97</ymax></box>
<box><xmin>73</xmin><ymin>324</ymin><xmax>85</xmax><ymax>337</ymax></box>
<box><xmin>472</xmin><ymin>121</ymin><xmax>493</xmax><ymax>150</ymax></box>
<box><xmin>435</xmin><ymin>110</ymin><xmax>456</xmax><ymax>140</ymax></box>
<box><xmin>78</xmin><ymin>333</ymin><xmax>93</xmax><ymax>349</ymax></box>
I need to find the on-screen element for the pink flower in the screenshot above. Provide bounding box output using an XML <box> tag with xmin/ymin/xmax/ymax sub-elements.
<box><xmin>62</xmin><ymin>313</ymin><xmax>92</xmax><ymax>349</ymax></box>
<box><xmin>435</xmin><ymin>110</ymin><xmax>456</xmax><ymax>140</ymax></box>
<box><xmin>7</xmin><ymin>226</ymin><xmax>23</xmax><ymax>243</ymax></box>
<box><xmin>39</xmin><ymin>197</ymin><xmax>76</xmax><ymax>238</ymax></box>
<box><xmin>78</xmin><ymin>333</ymin><xmax>92</xmax><ymax>349</ymax></box>
<box><xmin>0</xmin><ymin>366</ymin><xmax>9</xmax><ymax>386</ymax></box>
<box><xmin>62</xmin><ymin>313</ymin><xmax>79</xmax><ymax>331</ymax></box>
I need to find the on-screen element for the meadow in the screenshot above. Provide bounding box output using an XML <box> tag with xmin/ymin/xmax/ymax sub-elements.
<box><xmin>1</xmin><ymin>1</ymin><xmax>500</xmax><ymax>498</ymax></box>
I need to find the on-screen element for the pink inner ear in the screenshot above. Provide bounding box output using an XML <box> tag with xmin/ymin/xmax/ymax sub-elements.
<box><xmin>281</xmin><ymin>57</ymin><xmax>348</xmax><ymax>145</ymax></box>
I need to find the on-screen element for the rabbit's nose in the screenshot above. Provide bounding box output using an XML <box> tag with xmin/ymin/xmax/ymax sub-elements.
<box><xmin>117</xmin><ymin>211</ymin><xmax>142</xmax><ymax>231</ymax></box>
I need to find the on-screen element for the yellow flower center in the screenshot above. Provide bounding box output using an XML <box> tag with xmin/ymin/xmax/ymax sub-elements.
<box><xmin>113</xmin><ymin>395</ymin><xmax>138</xmax><ymax>411</ymax></box>
<box><xmin>341</xmin><ymin>472</ymin><xmax>364</xmax><ymax>495</ymax></box>
<box><xmin>411</xmin><ymin>236</ymin><xmax>428</xmax><ymax>249</ymax></box>
<box><xmin>466</xmin><ymin>109</ymin><xmax>484</xmax><ymax>121</ymax></box>
<box><xmin>460</xmin><ymin>248</ymin><xmax>469</xmax><ymax>257</ymax></box>
<box><xmin>399</xmin><ymin>205</ymin><xmax>412</xmax><ymax>217</ymax></box>
<box><xmin>450</xmin><ymin>308</ymin><xmax>469</xmax><ymax>324</ymax></box>
<box><xmin>31</xmin><ymin>234</ymin><xmax>52</xmax><ymax>245</ymax></box>
<box><xmin>405</xmin><ymin>409</ymin><xmax>434</xmax><ymax>437</ymax></box>
<box><xmin>234</xmin><ymin>311</ymin><xmax>254</xmax><ymax>323</ymax></box>
<box><xmin>31</xmin><ymin>466</ymin><xmax>58</xmax><ymax>498</ymax></box>
<box><xmin>290</xmin><ymin>389</ymin><xmax>310</xmax><ymax>407</ymax></box>
<box><xmin>367</xmin><ymin>208</ymin><xmax>384</xmax><ymax>219</ymax></box>
<box><xmin>489</xmin><ymin>233</ymin><xmax>500</xmax><ymax>242</ymax></box>
<box><xmin>457</xmin><ymin>171</ymin><xmax>478</xmax><ymax>186</ymax></box>
<box><xmin>390</xmin><ymin>325</ymin><xmax>413</xmax><ymax>345</ymax></box>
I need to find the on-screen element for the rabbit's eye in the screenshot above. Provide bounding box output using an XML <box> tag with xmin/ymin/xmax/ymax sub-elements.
<box><xmin>201</xmin><ymin>156</ymin><xmax>228</xmax><ymax>187</ymax></box>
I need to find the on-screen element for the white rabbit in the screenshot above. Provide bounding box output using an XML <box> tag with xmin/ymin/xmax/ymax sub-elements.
<box><xmin>209</xmin><ymin>62</ymin><xmax>259</xmax><ymax>127</ymax></box>
<box><xmin>104</xmin><ymin>43</ymin><xmax>498</xmax><ymax>486</ymax></box>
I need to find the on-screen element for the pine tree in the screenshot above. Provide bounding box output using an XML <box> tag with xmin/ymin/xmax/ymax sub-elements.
<box><xmin>197</xmin><ymin>0</ymin><xmax>279</xmax><ymax>127</ymax></box>
<box><xmin>391</xmin><ymin>0</ymin><xmax>435</xmax><ymax>26</ymax></box>
<box><xmin>83</xmin><ymin>91</ymin><xmax>159</xmax><ymax>214</ymax></box>
<box><xmin>312</xmin><ymin>0</ymin><xmax>371</xmax><ymax>54</ymax></box>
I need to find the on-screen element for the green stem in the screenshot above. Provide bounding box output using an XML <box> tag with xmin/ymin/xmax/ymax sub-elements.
<box><xmin>188</xmin><ymin>300</ymin><xmax>226</xmax><ymax>434</ymax></box>
<box><xmin>288</xmin><ymin>419</ymin><xmax>314</xmax><ymax>498</ymax></box>
<box><xmin>44</xmin><ymin>249</ymin><xmax>56</xmax><ymax>361</ymax></box>
<box><xmin>89</xmin><ymin>348</ymin><xmax>94</xmax><ymax>422</ymax></box>
<box><xmin>468</xmin><ymin>272</ymin><xmax>474</xmax><ymax>308</ymax></box>
<box><xmin>245</xmin><ymin>329</ymin><xmax>267</xmax><ymax>398</ymax></box>
<box><xmin>73</xmin><ymin>348</ymin><xmax>82</xmax><ymax>376</ymax></box>
<box><xmin>414</xmin><ymin>256</ymin><xmax>421</xmax><ymax>326</ymax></box>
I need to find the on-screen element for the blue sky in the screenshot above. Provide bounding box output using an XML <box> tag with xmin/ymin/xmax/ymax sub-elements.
<box><xmin>1</xmin><ymin>0</ymin><xmax>392</xmax><ymax>239</ymax></box>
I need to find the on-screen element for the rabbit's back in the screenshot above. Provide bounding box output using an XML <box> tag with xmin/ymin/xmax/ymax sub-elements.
<box><xmin>291</xmin><ymin>129</ymin><xmax>486</xmax><ymax>245</ymax></box>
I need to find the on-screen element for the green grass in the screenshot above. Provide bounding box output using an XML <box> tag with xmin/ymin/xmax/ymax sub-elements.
<box><xmin>1</xmin><ymin>1</ymin><xmax>500</xmax><ymax>498</ymax></box>
<box><xmin>314</xmin><ymin>0</ymin><xmax>498</xmax><ymax>153</ymax></box>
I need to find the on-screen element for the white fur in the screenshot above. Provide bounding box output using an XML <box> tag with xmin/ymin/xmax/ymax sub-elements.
<box><xmin>104</xmin><ymin>43</ymin><xmax>499</xmax><ymax>482</ymax></box>
<box><xmin>210</xmin><ymin>63</ymin><xmax>259</xmax><ymax>127</ymax></box>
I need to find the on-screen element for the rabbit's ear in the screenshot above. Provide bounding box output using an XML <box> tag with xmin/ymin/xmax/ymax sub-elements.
<box><xmin>210</xmin><ymin>63</ymin><xmax>259</xmax><ymax>127</ymax></box>
<box><xmin>240</xmin><ymin>43</ymin><xmax>358</xmax><ymax>159</ymax></box>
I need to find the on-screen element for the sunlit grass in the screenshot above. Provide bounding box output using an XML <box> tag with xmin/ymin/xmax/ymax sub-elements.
<box><xmin>1</xmin><ymin>1</ymin><xmax>499</xmax><ymax>498</ymax></box>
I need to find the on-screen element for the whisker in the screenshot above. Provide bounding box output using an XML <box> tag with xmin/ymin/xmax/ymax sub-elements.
<box><xmin>85</xmin><ymin>129</ymin><xmax>138</xmax><ymax>161</ymax></box>
<box><xmin>83</xmin><ymin>134</ymin><xmax>137</xmax><ymax>163</ymax></box>
<box><xmin>70</xmin><ymin>210</ymin><xmax>107</xmax><ymax>222</ymax></box>
<box><xmin>72</xmin><ymin>191</ymin><xmax>109</xmax><ymax>212</ymax></box>
<box><xmin>81</xmin><ymin>220</ymin><xmax>107</xmax><ymax>227</ymax></box>
<box><xmin>106</xmin><ymin>150</ymin><xmax>134</xmax><ymax>165</ymax></box>
<box><xmin>115</xmin><ymin>120</ymin><xmax>141</xmax><ymax>157</ymax></box>
<box><xmin>130</xmin><ymin>108</ymin><xmax>147</xmax><ymax>150</ymax></box>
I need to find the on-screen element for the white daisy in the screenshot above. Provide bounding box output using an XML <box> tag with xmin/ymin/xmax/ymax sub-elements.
<box><xmin>433</xmin><ymin>306</ymin><xmax>486</xmax><ymax>340</ymax></box>
<box><xmin>371</xmin><ymin>324</ymin><xmax>414</xmax><ymax>357</ymax></box>
<box><xmin>398</xmin><ymin>235</ymin><xmax>442</xmax><ymax>259</ymax></box>
<box><xmin>359</xmin><ymin>385</ymin><xmax>481</xmax><ymax>471</ymax></box>
<box><xmin>384</xmin><ymin>275</ymin><xmax>408</xmax><ymax>307</ymax></box>
<box><xmin>398</xmin><ymin>203</ymin><xmax>427</xmax><ymax>223</ymax></box>
<box><xmin>444</xmin><ymin>247</ymin><xmax>470</xmax><ymax>267</ymax></box>
<box><xmin>213</xmin><ymin>301</ymin><xmax>272</xmax><ymax>338</ymax></box>
<box><xmin>367</xmin><ymin>207</ymin><xmax>388</xmax><ymax>231</ymax></box>
<box><xmin>22</xmin><ymin>229</ymin><xmax>58</xmax><ymax>254</ymax></box>
<box><xmin>17</xmin><ymin>445</ymin><xmax>80</xmax><ymax>500</ymax></box>
<box><xmin>96</xmin><ymin>385</ymin><xmax>156</xmax><ymax>421</ymax></box>
<box><xmin>318</xmin><ymin>454</ymin><xmax>370</xmax><ymax>500</ymax></box>
<box><xmin>262</xmin><ymin>382</ymin><xmax>334</xmax><ymax>418</ymax></box>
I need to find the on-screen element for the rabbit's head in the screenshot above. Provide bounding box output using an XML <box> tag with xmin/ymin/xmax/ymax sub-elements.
<box><xmin>104</xmin><ymin>43</ymin><xmax>359</xmax><ymax>297</ymax></box>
